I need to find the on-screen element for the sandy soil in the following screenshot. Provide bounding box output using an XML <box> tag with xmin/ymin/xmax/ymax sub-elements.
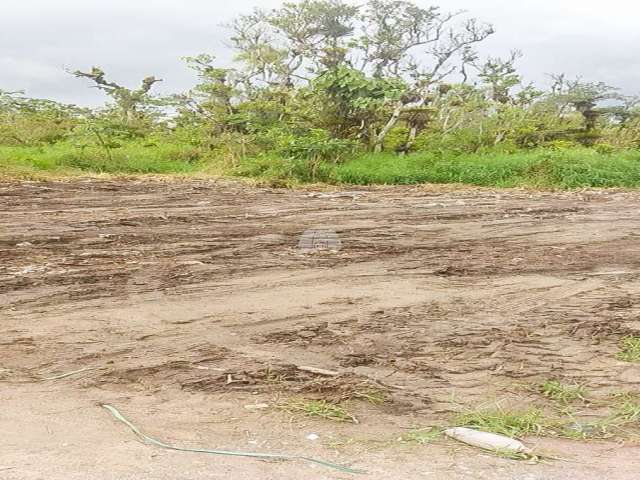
<box><xmin>2</xmin><ymin>179</ymin><xmax>640</xmax><ymax>479</ymax></box>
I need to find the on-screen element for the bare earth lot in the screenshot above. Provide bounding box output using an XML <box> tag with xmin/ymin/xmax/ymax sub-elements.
<box><xmin>2</xmin><ymin>179</ymin><xmax>640</xmax><ymax>479</ymax></box>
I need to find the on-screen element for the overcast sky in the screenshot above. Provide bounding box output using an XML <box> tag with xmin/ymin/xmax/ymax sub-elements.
<box><xmin>1</xmin><ymin>0</ymin><xmax>638</xmax><ymax>105</ymax></box>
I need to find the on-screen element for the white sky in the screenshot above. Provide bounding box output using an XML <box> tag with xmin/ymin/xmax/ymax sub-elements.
<box><xmin>1</xmin><ymin>0</ymin><xmax>639</xmax><ymax>105</ymax></box>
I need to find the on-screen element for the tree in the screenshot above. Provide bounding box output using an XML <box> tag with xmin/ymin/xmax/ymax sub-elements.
<box><xmin>230</xmin><ymin>0</ymin><xmax>358</xmax><ymax>89</ymax></box>
<box><xmin>371</xmin><ymin>14</ymin><xmax>493</xmax><ymax>151</ymax></box>
<box><xmin>312</xmin><ymin>66</ymin><xmax>405</xmax><ymax>141</ymax></box>
<box><xmin>476</xmin><ymin>50</ymin><xmax>523</xmax><ymax>104</ymax></box>
<box><xmin>550</xmin><ymin>75</ymin><xmax>620</xmax><ymax>130</ymax></box>
<box><xmin>178</xmin><ymin>55</ymin><xmax>240</xmax><ymax>132</ymax></box>
<box><xmin>229</xmin><ymin>0</ymin><xmax>493</xmax><ymax>152</ymax></box>
<box><xmin>72</xmin><ymin>67</ymin><xmax>162</xmax><ymax>125</ymax></box>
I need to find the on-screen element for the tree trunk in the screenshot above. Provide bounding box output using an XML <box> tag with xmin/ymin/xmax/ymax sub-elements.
<box><xmin>406</xmin><ymin>125</ymin><xmax>419</xmax><ymax>150</ymax></box>
<box><xmin>374</xmin><ymin>102</ymin><xmax>404</xmax><ymax>153</ymax></box>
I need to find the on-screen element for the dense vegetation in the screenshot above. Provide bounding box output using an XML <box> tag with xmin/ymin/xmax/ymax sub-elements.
<box><xmin>2</xmin><ymin>0</ymin><xmax>640</xmax><ymax>187</ymax></box>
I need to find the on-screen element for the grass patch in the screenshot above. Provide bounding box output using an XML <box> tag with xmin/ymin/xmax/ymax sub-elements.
<box><xmin>455</xmin><ymin>407</ymin><xmax>550</xmax><ymax>437</ymax></box>
<box><xmin>617</xmin><ymin>336</ymin><xmax>640</xmax><ymax>362</ymax></box>
<box><xmin>280</xmin><ymin>399</ymin><xmax>358</xmax><ymax>423</ymax></box>
<box><xmin>3</xmin><ymin>142</ymin><xmax>640</xmax><ymax>190</ymax></box>
<box><xmin>0</xmin><ymin>142</ymin><xmax>208</xmax><ymax>179</ymax></box>
<box><xmin>335</xmin><ymin>148</ymin><xmax>640</xmax><ymax>188</ymax></box>
<box><xmin>616</xmin><ymin>400</ymin><xmax>640</xmax><ymax>423</ymax></box>
<box><xmin>612</xmin><ymin>394</ymin><xmax>640</xmax><ymax>424</ymax></box>
<box><xmin>559</xmin><ymin>395</ymin><xmax>640</xmax><ymax>439</ymax></box>
<box><xmin>399</xmin><ymin>427</ymin><xmax>443</xmax><ymax>445</ymax></box>
<box><xmin>540</xmin><ymin>380</ymin><xmax>586</xmax><ymax>404</ymax></box>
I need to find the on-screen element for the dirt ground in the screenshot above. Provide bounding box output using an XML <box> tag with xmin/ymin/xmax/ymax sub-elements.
<box><xmin>2</xmin><ymin>179</ymin><xmax>640</xmax><ymax>479</ymax></box>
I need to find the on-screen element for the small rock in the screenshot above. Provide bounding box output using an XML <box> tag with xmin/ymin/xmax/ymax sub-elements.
<box><xmin>306</xmin><ymin>433</ymin><xmax>320</xmax><ymax>441</ymax></box>
<box><xmin>566</xmin><ymin>422</ymin><xmax>598</xmax><ymax>434</ymax></box>
<box><xmin>16</xmin><ymin>242</ymin><xmax>33</xmax><ymax>247</ymax></box>
<box><xmin>18</xmin><ymin>266</ymin><xmax>38</xmax><ymax>274</ymax></box>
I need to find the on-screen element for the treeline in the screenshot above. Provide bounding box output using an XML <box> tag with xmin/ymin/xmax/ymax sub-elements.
<box><xmin>2</xmin><ymin>0</ymin><xmax>640</xmax><ymax>183</ymax></box>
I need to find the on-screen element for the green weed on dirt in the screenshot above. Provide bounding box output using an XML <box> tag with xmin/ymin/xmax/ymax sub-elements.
<box><xmin>455</xmin><ymin>407</ymin><xmax>550</xmax><ymax>437</ymax></box>
<box><xmin>617</xmin><ymin>336</ymin><xmax>640</xmax><ymax>362</ymax></box>
<box><xmin>280</xmin><ymin>399</ymin><xmax>358</xmax><ymax>423</ymax></box>
<box><xmin>540</xmin><ymin>380</ymin><xmax>586</xmax><ymax>404</ymax></box>
<box><xmin>612</xmin><ymin>394</ymin><xmax>640</xmax><ymax>423</ymax></box>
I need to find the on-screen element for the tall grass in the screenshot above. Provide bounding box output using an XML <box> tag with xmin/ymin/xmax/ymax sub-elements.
<box><xmin>2</xmin><ymin>142</ymin><xmax>640</xmax><ymax>189</ymax></box>
<box><xmin>0</xmin><ymin>142</ymin><xmax>205</xmax><ymax>179</ymax></box>
<box><xmin>335</xmin><ymin>148</ymin><xmax>640</xmax><ymax>188</ymax></box>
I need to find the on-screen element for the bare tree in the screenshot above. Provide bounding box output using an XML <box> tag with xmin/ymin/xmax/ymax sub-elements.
<box><xmin>72</xmin><ymin>67</ymin><xmax>162</xmax><ymax>124</ymax></box>
<box><xmin>230</xmin><ymin>1</ymin><xmax>358</xmax><ymax>88</ymax></box>
<box><xmin>550</xmin><ymin>74</ymin><xmax>620</xmax><ymax>132</ymax></box>
<box><xmin>372</xmin><ymin>16</ymin><xmax>493</xmax><ymax>151</ymax></box>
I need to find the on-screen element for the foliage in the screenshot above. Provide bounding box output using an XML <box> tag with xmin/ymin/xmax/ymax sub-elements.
<box><xmin>0</xmin><ymin>142</ymin><xmax>204</xmax><ymax>178</ymax></box>
<box><xmin>2</xmin><ymin>0</ymin><xmax>640</xmax><ymax>187</ymax></box>
<box><xmin>71</xmin><ymin>67</ymin><xmax>162</xmax><ymax>128</ymax></box>
<box><xmin>0</xmin><ymin>90</ymin><xmax>80</xmax><ymax>146</ymax></box>
<box><xmin>334</xmin><ymin>148</ymin><xmax>640</xmax><ymax>188</ymax></box>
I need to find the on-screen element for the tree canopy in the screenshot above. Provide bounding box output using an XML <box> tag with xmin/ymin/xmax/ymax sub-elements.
<box><xmin>2</xmin><ymin>0</ymin><xmax>639</xmax><ymax>170</ymax></box>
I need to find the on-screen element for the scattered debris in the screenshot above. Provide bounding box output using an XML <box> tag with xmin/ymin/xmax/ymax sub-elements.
<box><xmin>297</xmin><ymin>365</ymin><xmax>340</xmax><ymax>377</ymax></box>
<box><xmin>306</xmin><ymin>192</ymin><xmax>364</xmax><ymax>200</ymax></box>
<box><xmin>41</xmin><ymin>366</ymin><xmax>102</xmax><ymax>381</ymax></box>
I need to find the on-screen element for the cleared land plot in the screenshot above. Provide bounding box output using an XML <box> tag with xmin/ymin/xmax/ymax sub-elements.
<box><xmin>2</xmin><ymin>180</ymin><xmax>640</xmax><ymax>479</ymax></box>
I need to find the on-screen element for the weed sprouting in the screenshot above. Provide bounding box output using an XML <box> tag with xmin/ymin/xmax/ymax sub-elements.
<box><xmin>455</xmin><ymin>407</ymin><xmax>549</xmax><ymax>437</ymax></box>
<box><xmin>400</xmin><ymin>427</ymin><xmax>443</xmax><ymax>445</ymax></box>
<box><xmin>280</xmin><ymin>399</ymin><xmax>358</xmax><ymax>423</ymax></box>
<box><xmin>540</xmin><ymin>380</ymin><xmax>586</xmax><ymax>404</ymax></box>
<box><xmin>617</xmin><ymin>336</ymin><xmax>640</xmax><ymax>362</ymax></box>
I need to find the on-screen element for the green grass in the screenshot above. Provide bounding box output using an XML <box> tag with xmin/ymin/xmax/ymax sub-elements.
<box><xmin>617</xmin><ymin>336</ymin><xmax>640</xmax><ymax>362</ymax></box>
<box><xmin>455</xmin><ymin>407</ymin><xmax>550</xmax><ymax>437</ymax></box>
<box><xmin>2</xmin><ymin>142</ymin><xmax>640</xmax><ymax>189</ymax></box>
<box><xmin>540</xmin><ymin>380</ymin><xmax>586</xmax><ymax>404</ymax></box>
<box><xmin>280</xmin><ymin>399</ymin><xmax>358</xmax><ymax>423</ymax></box>
<box><xmin>615</xmin><ymin>397</ymin><xmax>640</xmax><ymax>423</ymax></box>
<box><xmin>335</xmin><ymin>148</ymin><xmax>640</xmax><ymax>188</ymax></box>
<box><xmin>399</xmin><ymin>427</ymin><xmax>443</xmax><ymax>444</ymax></box>
<box><xmin>0</xmin><ymin>142</ymin><xmax>206</xmax><ymax>179</ymax></box>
